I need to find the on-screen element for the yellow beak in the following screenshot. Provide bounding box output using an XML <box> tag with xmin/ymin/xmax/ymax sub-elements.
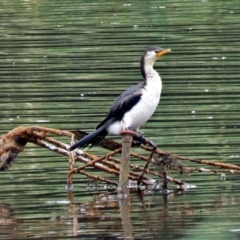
<box><xmin>156</xmin><ymin>48</ymin><xmax>171</xmax><ymax>58</ymax></box>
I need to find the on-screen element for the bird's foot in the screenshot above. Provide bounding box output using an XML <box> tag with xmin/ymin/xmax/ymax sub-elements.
<box><xmin>148</xmin><ymin>140</ymin><xmax>157</xmax><ymax>148</ymax></box>
<box><xmin>133</xmin><ymin>134</ymin><xmax>144</xmax><ymax>146</ymax></box>
<box><xmin>121</xmin><ymin>129</ymin><xmax>157</xmax><ymax>148</ymax></box>
<box><xmin>134</xmin><ymin>134</ymin><xmax>157</xmax><ymax>148</ymax></box>
<box><xmin>138</xmin><ymin>134</ymin><xmax>146</xmax><ymax>145</ymax></box>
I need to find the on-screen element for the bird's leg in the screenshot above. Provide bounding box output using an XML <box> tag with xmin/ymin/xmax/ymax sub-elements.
<box><xmin>147</xmin><ymin>139</ymin><xmax>157</xmax><ymax>148</ymax></box>
<box><xmin>136</xmin><ymin>134</ymin><xmax>157</xmax><ymax>148</ymax></box>
<box><xmin>137</xmin><ymin>134</ymin><xmax>145</xmax><ymax>145</ymax></box>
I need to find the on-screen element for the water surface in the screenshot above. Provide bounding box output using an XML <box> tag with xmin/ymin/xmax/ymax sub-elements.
<box><xmin>1</xmin><ymin>0</ymin><xmax>240</xmax><ymax>239</ymax></box>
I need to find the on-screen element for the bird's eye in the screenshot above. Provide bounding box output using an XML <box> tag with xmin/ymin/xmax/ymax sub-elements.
<box><xmin>155</xmin><ymin>50</ymin><xmax>160</xmax><ymax>53</ymax></box>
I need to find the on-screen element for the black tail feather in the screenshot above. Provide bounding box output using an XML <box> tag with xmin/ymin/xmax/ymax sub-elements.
<box><xmin>89</xmin><ymin>134</ymin><xmax>104</xmax><ymax>148</ymax></box>
<box><xmin>69</xmin><ymin>117</ymin><xmax>116</xmax><ymax>150</ymax></box>
<box><xmin>69</xmin><ymin>127</ymin><xmax>108</xmax><ymax>150</ymax></box>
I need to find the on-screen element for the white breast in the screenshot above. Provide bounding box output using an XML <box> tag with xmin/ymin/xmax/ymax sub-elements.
<box><xmin>122</xmin><ymin>74</ymin><xmax>162</xmax><ymax>131</ymax></box>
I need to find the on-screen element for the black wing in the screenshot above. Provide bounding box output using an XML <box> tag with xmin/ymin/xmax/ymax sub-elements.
<box><xmin>96</xmin><ymin>82</ymin><xmax>143</xmax><ymax>129</ymax></box>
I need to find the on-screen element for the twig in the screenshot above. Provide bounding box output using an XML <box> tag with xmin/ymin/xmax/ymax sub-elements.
<box><xmin>137</xmin><ymin>150</ymin><xmax>155</xmax><ymax>186</ymax></box>
<box><xmin>141</xmin><ymin>145</ymin><xmax>240</xmax><ymax>171</ymax></box>
<box><xmin>71</xmin><ymin>148</ymin><xmax>122</xmax><ymax>171</ymax></box>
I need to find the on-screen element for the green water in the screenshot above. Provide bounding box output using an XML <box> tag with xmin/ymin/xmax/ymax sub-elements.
<box><xmin>1</xmin><ymin>0</ymin><xmax>240</xmax><ymax>239</ymax></box>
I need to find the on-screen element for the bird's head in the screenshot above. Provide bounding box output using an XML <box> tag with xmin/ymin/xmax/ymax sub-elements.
<box><xmin>141</xmin><ymin>46</ymin><xmax>171</xmax><ymax>79</ymax></box>
<box><xmin>144</xmin><ymin>46</ymin><xmax>171</xmax><ymax>62</ymax></box>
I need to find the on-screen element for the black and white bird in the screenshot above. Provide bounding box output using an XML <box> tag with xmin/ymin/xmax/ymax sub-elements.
<box><xmin>69</xmin><ymin>46</ymin><xmax>171</xmax><ymax>150</ymax></box>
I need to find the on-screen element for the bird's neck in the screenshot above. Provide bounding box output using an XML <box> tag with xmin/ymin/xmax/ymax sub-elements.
<box><xmin>141</xmin><ymin>58</ymin><xmax>160</xmax><ymax>84</ymax></box>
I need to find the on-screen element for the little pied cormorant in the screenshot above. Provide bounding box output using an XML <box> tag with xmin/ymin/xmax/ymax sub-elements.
<box><xmin>69</xmin><ymin>46</ymin><xmax>171</xmax><ymax>150</ymax></box>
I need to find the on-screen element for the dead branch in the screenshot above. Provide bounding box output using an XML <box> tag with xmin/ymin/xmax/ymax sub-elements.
<box><xmin>1</xmin><ymin>126</ymin><xmax>240</xmax><ymax>191</ymax></box>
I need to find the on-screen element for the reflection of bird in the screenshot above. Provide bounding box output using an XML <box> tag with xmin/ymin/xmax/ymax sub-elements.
<box><xmin>70</xmin><ymin>46</ymin><xmax>171</xmax><ymax>150</ymax></box>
